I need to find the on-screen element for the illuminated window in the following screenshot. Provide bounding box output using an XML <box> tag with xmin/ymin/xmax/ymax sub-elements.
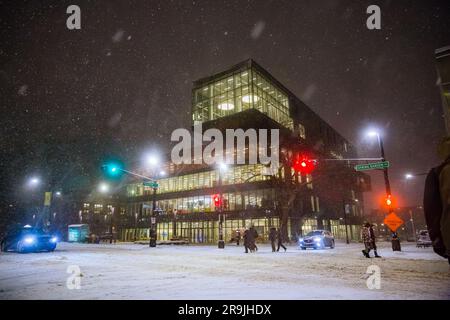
<box><xmin>193</xmin><ymin>67</ymin><xmax>293</xmax><ymax>130</ymax></box>
<box><xmin>298</xmin><ymin>123</ymin><xmax>306</xmax><ymax>139</ymax></box>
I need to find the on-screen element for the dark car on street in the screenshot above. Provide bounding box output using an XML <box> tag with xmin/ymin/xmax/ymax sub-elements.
<box><xmin>0</xmin><ymin>225</ymin><xmax>59</xmax><ymax>253</ymax></box>
<box><xmin>299</xmin><ymin>230</ymin><xmax>335</xmax><ymax>250</ymax></box>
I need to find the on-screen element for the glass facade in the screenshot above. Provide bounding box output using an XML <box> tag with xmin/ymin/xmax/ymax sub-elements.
<box><xmin>193</xmin><ymin>67</ymin><xmax>294</xmax><ymax>130</ymax></box>
<box><xmin>126</xmin><ymin>164</ymin><xmax>274</xmax><ymax>197</ymax></box>
<box><xmin>126</xmin><ymin>188</ymin><xmax>276</xmax><ymax>215</ymax></box>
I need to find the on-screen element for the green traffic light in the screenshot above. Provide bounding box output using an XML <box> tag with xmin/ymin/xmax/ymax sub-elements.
<box><xmin>102</xmin><ymin>160</ymin><xmax>124</xmax><ymax>179</ymax></box>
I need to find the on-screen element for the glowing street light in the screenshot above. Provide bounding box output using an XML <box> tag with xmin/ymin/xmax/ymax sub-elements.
<box><xmin>146</xmin><ymin>154</ymin><xmax>160</xmax><ymax>167</ymax></box>
<box><xmin>28</xmin><ymin>177</ymin><xmax>41</xmax><ymax>188</ymax></box>
<box><xmin>405</xmin><ymin>173</ymin><xmax>414</xmax><ymax>180</ymax></box>
<box><xmin>367</xmin><ymin>130</ymin><xmax>380</xmax><ymax>138</ymax></box>
<box><xmin>98</xmin><ymin>182</ymin><xmax>110</xmax><ymax>194</ymax></box>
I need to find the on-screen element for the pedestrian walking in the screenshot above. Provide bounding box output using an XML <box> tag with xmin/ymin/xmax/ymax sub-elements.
<box><xmin>361</xmin><ymin>222</ymin><xmax>380</xmax><ymax>258</ymax></box>
<box><xmin>276</xmin><ymin>228</ymin><xmax>287</xmax><ymax>252</ymax></box>
<box><xmin>244</xmin><ymin>228</ymin><xmax>256</xmax><ymax>253</ymax></box>
<box><xmin>250</xmin><ymin>226</ymin><xmax>258</xmax><ymax>252</ymax></box>
<box><xmin>269</xmin><ymin>227</ymin><xmax>277</xmax><ymax>252</ymax></box>
<box><xmin>424</xmin><ymin>136</ymin><xmax>450</xmax><ymax>265</ymax></box>
<box><xmin>236</xmin><ymin>229</ymin><xmax>241</xmax><ymax>246</ymax></box>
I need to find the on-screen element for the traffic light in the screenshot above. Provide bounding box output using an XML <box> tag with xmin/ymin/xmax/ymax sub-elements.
<box><xmin>212</xmin><ymin>194</ymin><xmax>222</xmax><ymax>208</ymax></box>
<box><xmin>382</xmin><ymin>194</ymin><xmax>397</xmax><ymax>211</ymax></box>
<box><xmin>292</xmin><ymin>155</ymin><xmax>316</xmax><ymax>174</ymax></box>
<box><xmin>385</xmin><ymin>195</ymin><xmax>392</xmax><ymax>207</ymax></box>
<box><xmin>101</xmin><ymin>160</ymin><xmax>124</xmax><ymax>179</ymax></box>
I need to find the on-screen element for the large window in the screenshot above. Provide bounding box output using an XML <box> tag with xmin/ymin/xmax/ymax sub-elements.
<box><xmin>193</xmin><ymin>67</ymin><xmax>293</xmax><ymax>130</ymax></box>
<box><xmin>133</xmin><ymin>188</ymin><xmax>276</xmax><ymax>215</ymax></box>
<box><xmin>126</xmin><ymin>164</ymin><xmax>275</xmax><ymax>197</ymax></box>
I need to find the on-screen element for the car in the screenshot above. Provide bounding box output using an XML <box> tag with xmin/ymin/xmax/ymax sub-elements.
<box><xmin>299</xmin><ymin>230</ymin><xmax>335</xmax><ymax>250</ymax></box>
<box><xmin>416</xmin><ymin>230</ymin><xmax>432</xmax><ymax>248</ymax></box>
<box><xmin>0</xmin><ymin>225</ymin><xmax>59</xmax><ymax>253</ymax></box>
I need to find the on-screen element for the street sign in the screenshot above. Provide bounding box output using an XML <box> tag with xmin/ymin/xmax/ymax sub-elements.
<box><xmin>354</xmin><ymin>161</ymin><xmax>389</xmax><ymax>171</ymax></box>
<box><xmin>383</xmin><ymin>212</ymin><xmax>404</xmax><ymax>232</ymax></box>
<box><xmin>143</xmin><ymin>181</ymin><xmax>159</xmax><ymax>188</ymax></box>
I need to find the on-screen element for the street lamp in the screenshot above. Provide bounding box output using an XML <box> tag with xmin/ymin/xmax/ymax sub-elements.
<box><xmin>146</xmin><ymin>154</ymin><xmax>160</xmax><ymax>167</ymax></box>
<box><xmin>27</xmin><ymin>176</ymin><xmax>41</xmax><ymax>188</ymax></box>
<box><xmin>98</xmin><ymin>182</ymin><xmax>110</xmax><ymax>194</ymax></box>
<box><xmin>143</xmin><ymin>152</ymin><xmax>163</xmax><ymax>248</ymax></box>
<box><xmin>405</xmin><ymin>173</ymin><xmax>413</xmax><ymax>180</ymax></box>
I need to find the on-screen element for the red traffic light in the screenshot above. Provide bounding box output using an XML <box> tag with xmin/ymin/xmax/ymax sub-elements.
<box><xmin>385</xmin><ymin>194</ymin><xmax>397</xmax><ymax>207</ymax></box>
<box><xmin>385</xmin><ymin>195</ymin><xmax>392</xmax><ymax>207</ymax></box>
<box><xmin>292</xmin><ymin>155</ymin><xmax>316</xmax><ymax>174</ymax></box>
<box><xmin>212</xmin><ymin>194</ymin><xmax>222</xmax><ymax>208</ymax></box>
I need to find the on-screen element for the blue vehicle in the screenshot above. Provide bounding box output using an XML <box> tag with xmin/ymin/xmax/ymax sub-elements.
<box><xmin>299</xmin><ymin>230</ymin><xmax>335</xmax><ymax>250</ymax></box>
<box><xmin>0</xmin><ymin>225</ymin><xmax>58</xmax><ymax>253</ymax></box>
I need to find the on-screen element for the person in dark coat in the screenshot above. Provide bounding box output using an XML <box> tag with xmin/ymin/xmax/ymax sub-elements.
<box><xmin>269</xmin><ymin>227</ymin><xmax>277</xmax><ymax>252</ymax></box>
<box><xmin>243</xmin><ymin>229</ymin><xmax>252</xmax><ymax>253</ymax></box>
<box><xmin>235</xmin><ymin>230</ymin><xmax>241</xmax><ymax>246</ymax></box>
<box><xmin>361</xmin><ymin>222</ymin><xmax>380</xmax><ymax>258</ymax></box>
<box><xmin>249</xmin><ymin>226</ymin><xmax>258</xmax><ymax>252</ymax></box>
<box><xmin>276</xmin><ymin>228</ymin><xmax>287</xmax><ymax>252</ymax></box>
<box><xmin>424</xmin><ymin>136</ymin><xmax>450</xmax><ymax>264</ymax></box>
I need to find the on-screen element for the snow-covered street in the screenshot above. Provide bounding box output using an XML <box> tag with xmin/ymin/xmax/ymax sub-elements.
<box><xmin>0</xmin><ymin>241</ymin><xmax>449</xmax><ymax>300</ymax></box>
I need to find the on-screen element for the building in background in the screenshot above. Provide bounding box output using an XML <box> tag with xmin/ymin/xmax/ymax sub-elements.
<box><xmin>88</xmin><ymin>60</ymin><xmax>371</xmax><ymax>243</ymax></box>
<box><xmin>436</xmin><ymin>46</ymin><xmax>450</xmax><ymax>135</ymax></box>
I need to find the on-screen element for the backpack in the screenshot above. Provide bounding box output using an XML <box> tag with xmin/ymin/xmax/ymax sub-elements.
<box><xmin>423</xmin><ymin>160</ymin><xmax>450</xmax><ymax>258</ymax></box>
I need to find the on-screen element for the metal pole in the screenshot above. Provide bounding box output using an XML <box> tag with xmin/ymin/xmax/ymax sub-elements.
<box><xmin>342</xmin><ymin>200</ymin><xmax>349</xmax><ymax>244</ymax></box>
<box><xmin>409</xmin><ymin>209</ymin><xmax>417</xmax><ymax>242</ymax></box>
<box><xmin>378</xmin><ymin>134</ymin><xmax>398</xmax><ymax>250</ymax></box>
<box><xmin>109</xmin><ymin>207</ymin><xmax>114</xmax><ymax>244</ymax></box>
<box><xmin>218</xmin><ymin>171</ymin><xmax>225</xmax><ymax>249</ymax></box>
<box><xmin>378</xmin><ymin>135</ymin><xmax>392</xmax><ymax>196</ymax></box>
<box><xmin>149</xmin><ymin>187</ymin><xmax>157</xmax><ymax>247</ymax></box>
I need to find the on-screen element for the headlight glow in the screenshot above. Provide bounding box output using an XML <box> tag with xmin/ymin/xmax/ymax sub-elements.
<box><xmin>50</xmin><ymin>236</ymin><xmax>58</xmax><ymax>243</ymax></box>
<box><xmin>23</xmin><ymin>236</ymin><xmax>35</xmax><ymax>244</ymax></box>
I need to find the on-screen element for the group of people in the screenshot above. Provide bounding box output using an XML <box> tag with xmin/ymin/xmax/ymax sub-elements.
<box><xmin>234</xmin><ymin>226</ymin><xmax>287</xmax><ymax>253</ymax></box>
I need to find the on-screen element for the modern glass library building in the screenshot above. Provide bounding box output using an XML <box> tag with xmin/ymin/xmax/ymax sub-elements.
<box><xmin>108</xmin><ymin>59</ymin><xmax>369</xmax><ymax>244</ymax></box>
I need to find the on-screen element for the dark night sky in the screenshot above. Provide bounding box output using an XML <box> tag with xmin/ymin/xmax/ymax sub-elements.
<box><xmin>1</xmin><ymin>0</ymin><xmax>449</xmax><ymax>210</ymax></box>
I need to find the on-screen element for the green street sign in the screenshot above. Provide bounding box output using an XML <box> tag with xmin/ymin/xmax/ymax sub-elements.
<box><xmin>143</xmin><ymin>181</ymin><xmax>159</xmax><ymax>188</ymax></box>
<box><xmin>354</xmin><ymin>161</ymin><xmax>390</xmax><ymax>171</ymax></box>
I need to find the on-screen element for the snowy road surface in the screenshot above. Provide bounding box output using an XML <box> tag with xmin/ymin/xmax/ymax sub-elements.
<box><xmin>0</xmin><ymin>241</ymin><xmax>449</xmax><ymax>300</ymax></box>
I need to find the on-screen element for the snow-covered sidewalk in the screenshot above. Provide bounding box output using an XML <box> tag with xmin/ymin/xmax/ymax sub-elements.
<box><xmin>0</xmin><ymin>241</ymin><xmax>448</xmax><ymax>300</ymax></box>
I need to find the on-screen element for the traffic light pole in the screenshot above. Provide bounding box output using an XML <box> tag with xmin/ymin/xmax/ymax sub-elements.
<box><xmin>377</xmin><ymin>134</ymin><xmax>400</xmax><ymax>251</ymax></box>
<box><xmin>378</xmin><ymin>135</ymin><xmax>392</xmax><ymax>196</ymax></box>
<box><xmin>149</xmin><ymin>187</ymin><xmax>157</xmax><ymax>247</ymax></box>
<box><xmin>218</xmin><ymin>172</ymin><xmax>225</xmax><ymax>249</ymax></box>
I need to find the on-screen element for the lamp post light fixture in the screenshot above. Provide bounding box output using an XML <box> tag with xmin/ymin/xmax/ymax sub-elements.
<box><xmin>27</xmin><ymin>176</ymin><xmax>41</xmax><ymax>188</ymax></box>
<box><xmin>98</xmin><ymin>182</ymin><xmax>110</xmax><ymax>194</ymax></box>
